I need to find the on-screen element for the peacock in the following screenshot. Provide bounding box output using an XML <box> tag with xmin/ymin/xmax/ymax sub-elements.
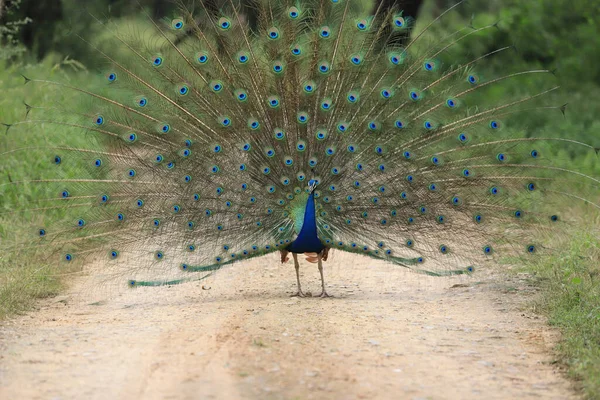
<box><xmin>1</xmin><ymin>0</ymin><xmax>598</xmax><ymax>298</ymax></box>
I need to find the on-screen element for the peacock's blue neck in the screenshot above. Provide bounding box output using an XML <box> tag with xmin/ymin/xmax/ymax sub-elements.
<box><xmin>286</xmin><ymin>191</ymin><xmax>325</xmax><ymax>254</ymax></box>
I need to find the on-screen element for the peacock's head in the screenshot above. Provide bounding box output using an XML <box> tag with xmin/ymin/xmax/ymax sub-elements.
<box><xmin>308</xmin><ymin>179</ymin><xmax>318</xmax><ymax>192</ymax></box>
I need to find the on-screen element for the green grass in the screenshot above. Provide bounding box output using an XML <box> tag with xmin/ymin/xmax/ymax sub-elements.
<box><xmin>0</xmin><ymin>59</ymin><xmax>89</xmax><ymax>319</ymax></box>
<box><xmin>521</xmin><ymin>216</ymin><xmax>600</xmax><ymax>399</ymax></box>
<box><xmin>0</xmin><ymin>251</ymin><xmax>68</xmax><ymax>319</ymax></box>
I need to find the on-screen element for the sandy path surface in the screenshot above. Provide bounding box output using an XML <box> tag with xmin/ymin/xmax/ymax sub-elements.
<box><xmin>0</xmin><ymin>253</ymin><xmax>574</xmax><ymax>400</ymax></box>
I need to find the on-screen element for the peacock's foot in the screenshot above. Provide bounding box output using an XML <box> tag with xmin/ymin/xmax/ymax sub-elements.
<box><xmin>291</xmin><ymin>290</ymin><xmax>306</xmax><ymax>298</ymax></box>
<box><xmin>318</xmin><ymin>291</ymin><xmax>332</xmax><ymax>298</ymax></box>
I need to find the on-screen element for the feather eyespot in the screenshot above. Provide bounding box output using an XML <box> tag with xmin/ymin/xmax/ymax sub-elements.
<box><xmin>514</xmin><ymin>210</ymin><xmax>523</xmax><ymax>218</ymax></box>
<box><xmin>297</xmin><ymin>112</ymin><xmax>308</xmax><ymax>124</ymax></box>
<box><xmin>350</xmin><ymin>54</ymin><xmax>362</xmax><ymax>65</ymax></box>
<box><xmin>152</xmin><ymin>56</ymin><xmax>163</xmax><ymax>66</ymax></box>
<box><xmin>247</xmin><ymin>118</ymin><xmax>260</xmax><ymax>131</ymax></box>
<box><xmin>291</xmin><ymin>44</ymin><xmax>302</xmax><ymax>56</ymax></box>
<box><xmin>267</xmin><ymin>27</ymin><xmax>280</xmax><ymax>39</ymax></box>
<box><xmin>318</xmin><ymin>62</ymin><xmax>330</xmax><ymax>74</ymax></box>
<box><xmin>356</xmin><ymin>19</ymin><xmax>368</xmax><ymax>30</ymax></box>
<box><xmin>178</xmin><ymin>85</ymin><xmax>189</xmax><ymax>95</ymax></box>
<box><xmin>219</xmin><ymin>116</ymin><xmax>231</xmax><ymax>127</ymax></box>
<box><xmin>210</xmin><ymin>80</ymin><xmax>223</xmax><ymax>92</ymax></box>
<box><xmin>218</xmin><ymin>17</ymin><xmax>231</xmax><ymax>30</ymax></box>
<box><xmin>347</xmin><ymin>91</ymin><xmax>359</xmax><ymax>103</ymax></box>
<box><xmin>393</xmin><ymin>16</ymin><xmax>405</xmax><ymax>28</ymax></box>
<box><xmin>267</xmin><ymin>95</ymin><xmax>280</xmax><ymax>108</ymax></box>
<box><xmin>236</xmin><ymin>51</ymin><xmax>249</xmax><ymax>64</ymax></box>
<box><xmin>389</xmin><ymin>52</ymin><xmax>406</xmax><ymax>65</ymax></box>
<box><xmin>288</xmin><ymin>7</ymin><xmax>300</xmax><ymax>19</ymax></box>
<box><xmin>303</xmin><ymin>81</ymin><xmax>316</xmax><ymax>93</ymax></box>
<box><xmin>196</xmin><ymin>52</ymin><xmax>208</xmax><ymax>64</ymax></box>
<box><xmin>272</xmin><ymin>61</ymin><xmax>284</xmax><ymax>74</ymax></box>
<box><xmin>319</xmin><ymin>26</ymin><xmax>331</xmax><ymax>38</ymax></box>
<box><xmin>274</xmin><ymin>128</ymin><xmax>285</xmax><ymax>140</ymax></box>
<box><xmin>172</xmin><ymin>19</ymin><xmax>184</xmax><ymax>30</ymax></box>
<box><xmin>380</xmin><ymin>88</ymin><xmax>392</xmax><ymax>99</ymax></box>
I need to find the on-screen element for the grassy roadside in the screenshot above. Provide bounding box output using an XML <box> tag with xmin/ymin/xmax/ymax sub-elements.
<box><xmin>521</xmin><ymin>216</ymin><xmax>600</xmax><ymax>399</ymax></box>
<box><xmin>0</xmin><ymin>59</ymin><xmax>87</xmax><ymax>319</ymax></box>
<box><xmin>0</xmin><ymin>252</ymin><xmax>70</xmax><ymax>320</ymax></box>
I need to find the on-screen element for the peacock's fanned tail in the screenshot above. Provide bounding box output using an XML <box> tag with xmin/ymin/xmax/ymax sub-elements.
<box><xmin>2</xmin><ymin>0</ymin><xmax>598</xmax><ymax>288</ymax></box>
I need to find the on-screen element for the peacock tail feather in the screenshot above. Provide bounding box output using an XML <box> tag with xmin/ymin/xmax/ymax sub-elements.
<box><xmin>1</xmin><ymin>0</ymin><xmax>598</xmax><ymax>290</ymax></box>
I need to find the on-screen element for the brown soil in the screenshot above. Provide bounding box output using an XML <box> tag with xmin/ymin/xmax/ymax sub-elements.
<box><xmin>0</xmin><ymin>253</ymin><xmax>575</xmax><ymax>399</ymax></box>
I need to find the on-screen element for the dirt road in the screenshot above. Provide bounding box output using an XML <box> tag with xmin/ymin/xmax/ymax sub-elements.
<box><xmin>0</xmin><ymin>253</ymin><xmax>574</xmax><ymax>399</ymax></box>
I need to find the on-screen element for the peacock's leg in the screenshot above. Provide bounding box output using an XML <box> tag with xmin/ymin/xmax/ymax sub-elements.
<box><xmin>317</xmin><ymin>251</ymin><xmax>331</xmax><ymax>298</ymax></box>
<box><xmin>291</xmin><ymin>253</ymin><xmax>305</xmax><ymax>298</ymax></box>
